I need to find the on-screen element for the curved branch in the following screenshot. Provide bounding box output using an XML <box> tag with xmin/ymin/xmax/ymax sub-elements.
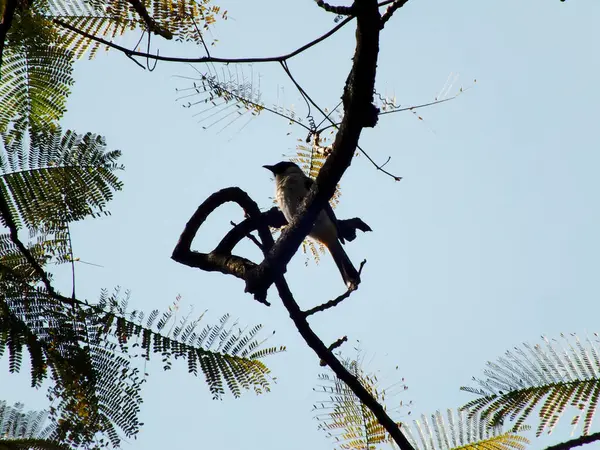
<box><xmin>53</xmin><ymin>16</ymin><xmax>353</xmax><ymax>64</ymax></box>
<box><xmin>171</xmin><ymin>187</ymin><xmax>273</xmax><ymax>304</ymax></box>
<box><xmin>217</xmin><ymin>207</ymin><xmax>371</xmax><ymax>254</ymax></box>
<box><xmin>195</xmin><ymin>190</ymin><xmax>413</xmax><ymax>450</ymax></box>
<box><xmin>173</xmin><ymin>194</ymin><xmax>371</xmax><ymax>305</ymax></box>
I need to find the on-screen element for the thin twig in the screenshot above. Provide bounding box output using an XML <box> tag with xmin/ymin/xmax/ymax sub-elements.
<box><xmin>320</xmin><ymin>336</ymin><xmax>348</xmax><ymax>365</ymax></box>
<box><xmin>0</xmin><ymin>194</ymin><xmax>60</xmax><ymax>300</ymax></box>
<box><xmin>280</xmin><ymin>61</ymin><xmax>402</xmax><ymax>181</ymax></box>
<box><xmin>317</xmin><ymin>96</ymin><xmax>458</xmax><ymax>134</ymax></box>
<box><xmin>126</xmin><ymin>0</ymin><xmax>173</xmax><ymax>39</ymax></box>
<box><xmin>315</xmin><ymin>0</ymin><xmax>355</xmax><ymax>15</ymax></box>
<box><xmin>380</xmin><ymin>0</ymin><xmax>410</xmax><ymax>28</ymax></box>
<box><xmin>358</xmin><ymin>144</ymin><xmax>402</xmax><ymax>181</ymax></box>
<box><xmin>190</xmin><ymin>14</ymin><xmax>210</xmax><ymax>57</ymax></box>
<box><xmin>303</xmin><ymin>260</ymin><xmax>366</xmax><ymax>316</ymax></box>
<box><xmin>230</xmin><ymin>220</ymin><xmax>263</xmax><ymax>251</ymax></box>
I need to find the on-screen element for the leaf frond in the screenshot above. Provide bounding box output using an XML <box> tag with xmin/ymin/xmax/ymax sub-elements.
<box><xmin>461</xmin><ymin>333</ymin><xmax>600</xmax><ymax>437</ymax></box>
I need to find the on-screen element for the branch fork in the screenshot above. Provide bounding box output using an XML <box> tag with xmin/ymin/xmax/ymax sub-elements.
<box><xmin>171</xmin><ymin>188</ymin><xmax>371</xmax><ymax>304</ymax></box>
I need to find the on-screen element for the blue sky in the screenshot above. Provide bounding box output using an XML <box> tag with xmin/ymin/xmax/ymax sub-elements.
<box><xmin>3</xmin><ymin>0</ymin><xmax>600</xmax><ymax>448</ymax></box>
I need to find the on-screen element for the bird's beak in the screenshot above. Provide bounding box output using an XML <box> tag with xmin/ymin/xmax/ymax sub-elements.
<box><xmin>263</xmin><ymin>165</ymin><xmax>275</xmax><ymax>173</ymax></box>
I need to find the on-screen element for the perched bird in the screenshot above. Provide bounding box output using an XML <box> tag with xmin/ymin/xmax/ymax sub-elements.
<box><xmin>263</xmin><ymin>161</ymin><xmax>360</xmax><ymax>289</ymax></box>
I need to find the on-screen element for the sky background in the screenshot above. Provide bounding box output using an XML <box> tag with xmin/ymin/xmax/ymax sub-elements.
<box><xmin>3</xmin><ymin>0</ymin><xmax>600</xmax><ymax>448</ymax></box>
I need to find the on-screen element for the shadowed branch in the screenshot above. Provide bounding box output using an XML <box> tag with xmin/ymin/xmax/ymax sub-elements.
<box><xmin>172</xmin><ymin>191</ymin><xmax>372</xmax><ymax>305</ymax></box>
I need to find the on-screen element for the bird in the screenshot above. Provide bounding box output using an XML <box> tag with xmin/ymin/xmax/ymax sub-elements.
<box><xmin>263</xmin><ymin>161</ymin><xmax>360</xmax><ymax>289</ymax></box>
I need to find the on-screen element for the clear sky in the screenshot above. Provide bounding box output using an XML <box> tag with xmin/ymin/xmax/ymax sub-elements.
<box><xmin>3</xmin><ymin>0</ymin><xmax>600</xmax><ymax>449</ymax></box>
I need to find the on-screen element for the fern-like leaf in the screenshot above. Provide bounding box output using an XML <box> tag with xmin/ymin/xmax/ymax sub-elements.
<box><xmin>0</xmin><ymin>12</ymin><xmax>74</xmax><ymax>136</ymax></box>
<box><xmin>314</xmin><ymin>358</ymin><xmax>409</xmax><ymax>450</ymax></box>
<box><xmin>97</xmin><ymin>289</ymin><xmax>285</xmax><ymax>399</ymax></box>
<box><xmin>50</xmin><ymin>0</ymin><xmax>226</xmax><ymax>59</ymax></box>
<box><xmin>290</xmin><ymin>135</ymin><xmax>341</xmax><ymax>265</ymax></box>
<box><xmin>0</xmin><ymin>126</ymin><xmax>123</xmax><ymax>232</ymax></box>
<box><xmin>461</xmin><ymin>333</ymin><xmax>600</xmax><ymax>437</ymax></box>
<box><xmin>176</xmin><ymin>65</ymin><xmax>265</xmax><ymax>133</ymax></box>
<box><xmin>0</xmin><ymin>401</ymin><xmax>54</xmax><ymax>441</ymax></box>
<box><xmin>402</xmin><ymin>409</ymin><xmax>530</xmax><ymax>450</ymax></box>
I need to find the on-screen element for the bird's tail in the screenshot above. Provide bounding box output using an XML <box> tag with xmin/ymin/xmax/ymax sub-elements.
<box><xmin>327</xmin><ymin>239</ymin><xmax>360</xmax><ymax>290</ymax></box>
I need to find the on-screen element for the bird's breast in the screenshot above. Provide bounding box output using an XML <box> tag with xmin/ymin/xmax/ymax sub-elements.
<box><xmin>275</xmin><ymin>176</ymin><xmax>307</xmax><ymax>223</ymax></box>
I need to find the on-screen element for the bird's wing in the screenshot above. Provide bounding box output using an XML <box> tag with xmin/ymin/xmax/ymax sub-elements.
<box><xmin>304</xmin><ymin>176</ymin><xmax>346</xmax><ymax>245</ymax></box>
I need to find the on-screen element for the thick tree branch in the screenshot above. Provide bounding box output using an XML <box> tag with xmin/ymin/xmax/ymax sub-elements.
<box><xmin>543</xmin><ymin>432</ymin><xmax>600</xmax><ymax>450</ymax></box>
<box><xmin>126</xmin><ymin>0</ymin><xmax>173</xmax><ymax>39</ymax></box>
<box><xmin>169</xmin><ymin>2</ymin><xmax>413</xmax><ymax>447</ymax></box>
<box><xmin>171</xmin><ymin>187</ymin><xmax>273</xmax><ymax>305</ymax></box>
<box><xmin>172</xmin><ymin>194</ymin><xmax>371</xmax><ymax>305</ymax></box>
<box><xmin>272</xmin><ymin>275</ymin><xmax>414</xmax><ymax>450</ymax></box>
<box><xmin>217</xmin><ymin>207</ymin><xmax>370</xmax><ymax>253</ymax></box>
<box><xmin>217</xmin><ymin>197</ymin><xmax>412</xmax><ymax>449</ymax></box>
<box><xmin>0</xmin><ymin>0</ymin><xmax>18</xmax><ymax>68</ymax></box>
<box><xmin>246</xmin><ymin>0</ymin><xmax>383</xmax><ymax>298</ymax></box>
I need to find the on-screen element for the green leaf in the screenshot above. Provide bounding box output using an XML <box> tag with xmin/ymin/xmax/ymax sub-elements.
<box><xmin>0</xmin><ymin>126</ymin><xmax>123</xmax><ymax>232</ymax></box>
<box><xmin>0</xmin><ymin>12</ymin><xmax>74</xmax><ymax>134</ymax></box>
<box><xmin>461</xmin><ymin>333</ymin><xmax>600</xmax><ymax>437</ymax></box>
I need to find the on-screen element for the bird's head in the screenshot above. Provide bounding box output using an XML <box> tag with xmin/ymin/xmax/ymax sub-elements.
<box><xmin>263</xmin><ymin>161</ymin><xmax>303</xmax><ymax>177</ymax></box>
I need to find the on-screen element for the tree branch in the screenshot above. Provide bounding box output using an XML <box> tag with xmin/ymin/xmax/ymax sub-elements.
<box><xmin>126</xmin><ymin>0</ymin><xmax>173</xmax><ymax>39</ymax></box>
<box><xmin>380</xmin><ymin>0</ymin><xmax>410</xmax><ymax>28</ymax></box>
<box><xmin>171</xmin><ymin>187</ymin><xmax>272</xmax><ymax>305</ymax></box>
<box><xmin>0</xmin><ymin>0</ymin><xmax>18</xmax><ymax>68</ymax></box>
<box><xmin>172</xmin><ymin>195</ymin><xmax>371</xmax><ymax>304</ymax></box>
<box><xmin>303</xmin><ymin>260</ymin><xmax>366</xmax><ymax>317</ymax></box>
<box><xmin>168</xmin><ymin>2</ymin><xmax>413</xmax><ymax>447</ymax></box>
<box><xmin>0</xmin><ymin>192</ymin><xmax>61</xmax><ymax>300</ymax></box>
<box><xmin>246</xmin><ymin>0</ymin><xmax>383</xmax><ymax>298</ymax></box>
<box><xmin>53</xmin><ymin>15</ymin><xmax>353</xmax><ymax>64</ymax></box>
<box><xmin>219</xmin><ymin>197</ymin><xmax>412</xmax><ymax>449</ymax></box>
<box><xmin>320</xmin><ymin>336</ymin><xmax>348</xmax><ymax>365</ymax></box>
<box><xmin>543</xmin><ymin>432</ymin><xmax>600</xmax><ymax>450</ymax></box>
<box><xmin>315</xmin><ymin>0</ymin><xmax>355</xmax><ymax>15</ymax></box>
<box><xmin>272</xmin><ymin>275</ymin><xmax>414</xmax><ymax>450</ymax></box>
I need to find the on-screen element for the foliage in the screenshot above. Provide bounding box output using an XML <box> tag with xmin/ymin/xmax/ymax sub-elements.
<box><xmin>176</xmin><ymin>65</ymin><xmax>265</xmax><ymax>132</ymax></box>
<box><xmin>0</xmin><ymin>123</ymin><xmax>127</xmax><ymax>449</ymax></box>
<box><xmin>0</xmin><ymin>11</ymin><xmax>73</xmax><ymax>137</ymax></box>
<box><xmin>402</xmin><ymin>410</ymin><xmax>530</xmax><ymax>450</ymax></box>
<box><xmin>97</xmin><ymin>290</ymin><xmax>285</xmax><ymax>399</ymax></box>
<box><xmin>461</xmin><ymin>333</ymin><xmax>600</xmax><ymax>438</ymax></box>
<box><xmin>50</xmin><ymin>0</ymin><xmax>226</xmax><ymax>58</ymax></box>
<box><xmin>0</xmin><ymin>126</ymin><xmax>123</xmax><ymax>232</ymax></box>
<box><xmin>0</xmin><ymin>0</ymin><xmax>227</xmax><ymax>144</ymax></box>
<box><xmin>0</xmin><ymin>401</ymin><xmax>68</xmax><ymax>450</ymax></box>
<box><xmin>314</xmin><ymin>356</ymin><xmax>411</xmax><ymax>450</ymax></box>
<box><xmin>315</xmin><ymin>357</ymin><xmax>529</xmax><ymax>450</ymax></box>
<box><xmin>292</xmin><ymin>133</ymin><xmax>341</xmax><ymax>264</ymax></box>
<box><xmin>0</xmin><ymin>281</ymin><xmax>283</xmax><ymax>447</ymax></box>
